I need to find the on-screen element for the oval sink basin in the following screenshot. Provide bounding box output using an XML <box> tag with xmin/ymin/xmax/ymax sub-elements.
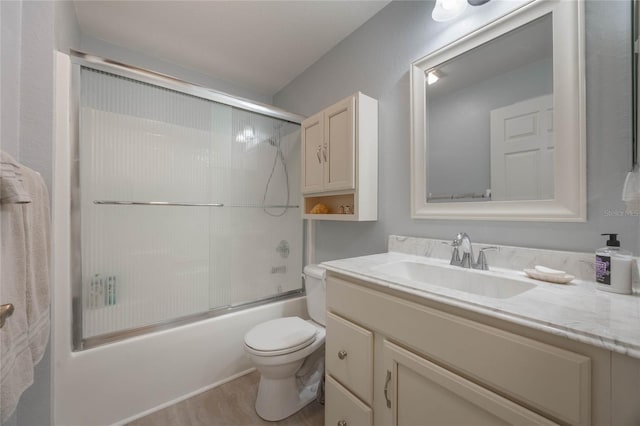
<box><xmin>372</xmin><ymin>261</ymin><xmax>535</xmax><ymax>299</ymax></box>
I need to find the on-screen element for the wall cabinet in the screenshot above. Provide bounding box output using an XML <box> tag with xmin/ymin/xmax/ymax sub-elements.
<box><xmin>301</xmin><ymin>92</ymin><xmax>377</xmax><ymax>221</ymax></box>
<box><xmin>324</xmin><ymin>272</ymin><xmax>640</xmax><ymax>426</ymax></box>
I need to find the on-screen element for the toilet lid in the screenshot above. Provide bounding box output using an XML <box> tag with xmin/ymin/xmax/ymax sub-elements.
<box><xmin>244</xmin><ymin>317</ymin><xmax>317</xmax><ymax>353</ymax></box>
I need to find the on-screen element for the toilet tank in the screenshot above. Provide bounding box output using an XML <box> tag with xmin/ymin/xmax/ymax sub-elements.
<box><xmin>303</xmin><ymin>264</ymin><xmax>326</xmax><ymax>326</ymax></box>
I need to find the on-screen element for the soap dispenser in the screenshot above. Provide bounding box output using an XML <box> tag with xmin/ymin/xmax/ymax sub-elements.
<box><xmin>595</xmin><ymin>233</ymin><xmax>633</xmax><ymax>294</ymax></box>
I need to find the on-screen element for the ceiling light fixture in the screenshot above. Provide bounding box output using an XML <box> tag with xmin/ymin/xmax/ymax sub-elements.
<box><xmin>427</xmin><ymin>70</ymin><xmax>440</xmax><ymax>85</ymax></box>
<box><xmin>431</xmin><ymin>0</ymin><xmax>491</xmax><ymax>22</ymax></box>
<box><xmin>431</xmin><ymin>0</ymin><xmax>467</xmax><ymax>22</ymax></box>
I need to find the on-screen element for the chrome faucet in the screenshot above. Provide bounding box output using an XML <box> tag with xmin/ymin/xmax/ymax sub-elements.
<box><xmin>454</xmin><ymin>232</ymin><xmax>474</xmax><ymax>268</ymax></box>
<box><xmin>446</xmin><ymin>233</ymin><xmax>497</xmax><ymax>270</ymax></box>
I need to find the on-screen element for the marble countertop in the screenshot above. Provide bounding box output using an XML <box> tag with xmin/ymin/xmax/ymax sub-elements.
<box><xmin>322</xmin><ymin>250</ymin><xmax>640</xmax><ymax>359</ymax></box>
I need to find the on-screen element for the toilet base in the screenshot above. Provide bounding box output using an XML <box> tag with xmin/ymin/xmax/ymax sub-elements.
<box><xmin>255</xmin><ymin>374</ymin><xmax>320</xmax><ymax>421</ymax></box>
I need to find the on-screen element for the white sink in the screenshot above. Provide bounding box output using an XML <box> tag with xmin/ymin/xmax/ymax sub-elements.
<box><xmin>372</xmin><ymin>260</ymin><xmax>535</xmax><ymax>299</ymax></box>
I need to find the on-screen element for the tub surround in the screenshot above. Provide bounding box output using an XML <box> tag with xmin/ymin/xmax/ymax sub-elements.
<box><xmin>321</xmin><ymin>235</ymin><xmax>640</xmax><ymax>359</ymax></box>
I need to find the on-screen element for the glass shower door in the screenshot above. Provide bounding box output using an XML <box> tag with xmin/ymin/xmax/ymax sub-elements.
<box><xmin>78</xmin><ymin>67</ymin><xmax>302</xmax><ymax>343</ymax></box>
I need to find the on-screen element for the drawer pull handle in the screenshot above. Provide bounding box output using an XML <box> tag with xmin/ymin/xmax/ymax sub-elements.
<box><xmin>384</xmin><ymin>370</ymin><xmax>392</xmax><ymax>408</ymax></box>
<box><xmin>317</xmin><ymin>146</ymin><xmax>322</xmax><ymax>164</ymax></box>
<box><xmin>337</xmin><ymin>350</ymin><xmax>348</xmax><ymax>360</ymax></box>
<box><xmin>323</xmin><ymin>143</ymin><xmax>328</xmax><ymax>162</ymax></box>
<box><xmin>337</xmin><ymin>421</ymin><xmax>347</xmax><ymax>426</ymax></box>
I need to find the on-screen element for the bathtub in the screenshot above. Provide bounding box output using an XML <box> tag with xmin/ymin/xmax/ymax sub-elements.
<box><xmin>54</xmin><ymin>52</ymin><xmax>308</xmax><ymax>425</ymax></box>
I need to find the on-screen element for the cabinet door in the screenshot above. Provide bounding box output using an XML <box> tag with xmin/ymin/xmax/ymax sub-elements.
<box><xmin>382</xmin><ymin>340</ymin><xmax>558</xmax><ymax>426</ymax></box>
<box><xmin>324</xmin><ymin>96</ymin><xmax>355</xmax><ymax>191</ymax></box>
<box><xmin>301</xmin><ymin>111</ymin><xmax>324</xmax><ymax>194</ymax></box>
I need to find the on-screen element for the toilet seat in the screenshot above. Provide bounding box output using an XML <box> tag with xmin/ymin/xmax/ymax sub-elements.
<box><xmin>245</xmin><ymin>317</ymin><xmax>318</xmax><ymax>356</ymax></box>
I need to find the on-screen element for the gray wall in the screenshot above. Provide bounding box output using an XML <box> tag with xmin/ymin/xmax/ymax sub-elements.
<box><xmin>55</xmin><ymin>0</ymin><xmax>80</xmax><ymax>54</ymax></box>
<box><xmin>274</xmin><ymin>0</ymin><xmax>638</xmax><ymax>260</ymax></box>
<box><xmin>2</xmin><ymin>0</ymin><xmax>55</xmax><ymax>190</ymax></box>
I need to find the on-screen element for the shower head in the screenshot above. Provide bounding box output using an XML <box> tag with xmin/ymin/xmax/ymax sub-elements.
<box><xmin>262</xmin><ymin>137</ymin><xmax>278</xmax><ymax>147</ymax></box>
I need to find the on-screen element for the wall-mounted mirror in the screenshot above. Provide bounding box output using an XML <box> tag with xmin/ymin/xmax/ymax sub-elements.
<box><xmin>411</xmin><ymin>0</ymin><xmax>586</xmax><ymax>221</ymax></box>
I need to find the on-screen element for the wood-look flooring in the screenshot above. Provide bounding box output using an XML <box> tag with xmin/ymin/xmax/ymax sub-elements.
<box><xmin>127</xmin><ymin>371</ymin><xmax>324</xmax><ymax>426</ymax></box>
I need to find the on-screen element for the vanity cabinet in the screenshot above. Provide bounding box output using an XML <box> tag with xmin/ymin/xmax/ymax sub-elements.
<box><xmin>301</xmin><ymin>92</ymin><xmax>377</xmax><ymax>221</ymax></box>
<box><xmin>325</xmin><ymin>274</ymin><xmax>598</xmax><ymax>426</ymax></box>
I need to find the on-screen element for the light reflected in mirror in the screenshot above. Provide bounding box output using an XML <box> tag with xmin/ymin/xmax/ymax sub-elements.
<box><xmin>426</xmin><ymin>14</ymin><xmax>553</xmax><ymax>203</ymax></box>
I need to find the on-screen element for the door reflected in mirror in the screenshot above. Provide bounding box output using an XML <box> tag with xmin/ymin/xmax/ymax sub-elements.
<box><xmin>427</xmin><ymin>14</ymin><xmax>553</xmax><ymax>203</ymax></box>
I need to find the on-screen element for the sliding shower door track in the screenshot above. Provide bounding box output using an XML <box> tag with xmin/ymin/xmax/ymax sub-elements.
<box><xmin>69</xmin><ymin>50</ymin><xmax>305</xmax><ymax>124</ymax></box>
<box><xmin>76</xmin><ymin>289</ymin><xmax>305</xmax><ymax>351</ymax></box>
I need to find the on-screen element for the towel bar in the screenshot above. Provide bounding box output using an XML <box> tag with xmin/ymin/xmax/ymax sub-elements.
<box><xmin>93</xmin><ymin>200</ymin><xmax>299</xmax><ymax>208</ymax></box>
<box><xmin>94</xmin><ymin>201</ymin><xmax>224</xmax><ymax>207</ymax></box>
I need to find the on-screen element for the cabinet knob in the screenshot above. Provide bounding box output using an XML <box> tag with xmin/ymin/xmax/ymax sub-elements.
<box><xmin>338</xmin><ymin>350</ymin><xmax>348</xmax><ymax>360</ymax></box>
<box><xmin>337</xmin><ymin>421</ymin><xmax>347</xmax><ymax>426</ymax></box>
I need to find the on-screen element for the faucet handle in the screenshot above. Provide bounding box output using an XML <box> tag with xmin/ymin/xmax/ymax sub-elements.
<box><xmin>475</xmin><ymin>246</ymin><xmax>499</xmax><ymax>271</ymax></box>
<box><xmin>450</xmin><ymin>247</ymin><xmax>461</xmax><ymax>266</ymax></box>
<box><xmin>453</xmin><ymin>232</ymin><xmax>465</xmax><ymax>247</ymax></box>
<box><xmin>442</xmin><ymin>239</ymin><xmax>461</xmax><ymax>248</ymax></box>
<box><xmin>442</xmin><ymin>241</ymin><xmax>462</xmax><ymax>266</ymax></box>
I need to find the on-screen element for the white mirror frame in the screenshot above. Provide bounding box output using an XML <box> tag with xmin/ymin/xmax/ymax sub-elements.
<box><xmin>411</xmin><ymin>0</ymin><xmax>586</xmax><ymax>222</ymax></box>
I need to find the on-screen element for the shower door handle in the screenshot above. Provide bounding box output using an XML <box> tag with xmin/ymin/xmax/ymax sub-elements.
<box><xmin>0</xmin><ymin>303</ymin><xmax>15</xmax><ymax>329</ymax></box>
<box><xmin>316</xmin><ymin>146</ymin><xmax>322</xmax><ymax>164</ymax></box>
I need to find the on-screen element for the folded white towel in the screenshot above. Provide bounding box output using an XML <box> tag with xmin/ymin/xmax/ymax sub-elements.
<box><xmin>0</xmin><ymin>152</ymin><xmax>31</xmax><ymax>204</ymax></box>
<box><xmin>21</xmin><ymin>167</ymin><xmax>51</xmax><ymax>365</ymax></box>
<box><xmin>0</xmin><ymin>162</ymin><xmax>50</xmax><ymax>422</ymax></box>
<box><xmin>1</xmin><ymin>200</ymin><xmax>34</xmax><ymax>422</ymax></box>
<box><xmin>622</xmin><ymin>165</ymin><xmax>640</xmax><ymax>214</ymax></box>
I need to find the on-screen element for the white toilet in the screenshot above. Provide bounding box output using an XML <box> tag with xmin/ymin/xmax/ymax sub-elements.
<box><xmin>244</xmin><ymin>265</ymin><xmax>326</xmax><ymax>421</ymax></box>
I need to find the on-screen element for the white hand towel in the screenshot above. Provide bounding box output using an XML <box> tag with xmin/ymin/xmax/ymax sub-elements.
<box><xmin>0</xmin><ymin>152</ymin><xmax>31</xmax><ymax>204</ymax></box>
<box><xmin>0</xmin><ymin>162</ymin><xmax>50</xmax><ymax>422</ymax></box>
<box><xmin>0</xmin><ymin>201</ymin><xmax>34</xmax><ymax>422</ymax></box>
<box><xmin>622</xmin><ymin>165</ymin><xmax>640</xmax><ymax>214</ymax></box>
<box><xmin>20</xmin><ymin>167</ymin><xmax>50</xmax><ymax>364</ymax></box>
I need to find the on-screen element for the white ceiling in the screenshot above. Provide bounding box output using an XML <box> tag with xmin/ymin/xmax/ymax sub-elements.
<box><xmin>74</xmin><ymin>1</ymin><xmax>391</xmax><ymax>97</ymax></box>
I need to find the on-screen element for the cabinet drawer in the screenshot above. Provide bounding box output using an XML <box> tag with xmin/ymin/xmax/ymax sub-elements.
<box><xmin>326</xmin><ymin>312</ymin><xmax>373</xmax><ymax>405</ymax></box>
<box><xmin>325</xmin><ymin>374</ymin><xmax>372</xmax><ymax>426</ymax></box>
<box><xmin>328</xmin><ymin>276</ymin><xmax>591</xmax><ymax>426</ymax></box>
